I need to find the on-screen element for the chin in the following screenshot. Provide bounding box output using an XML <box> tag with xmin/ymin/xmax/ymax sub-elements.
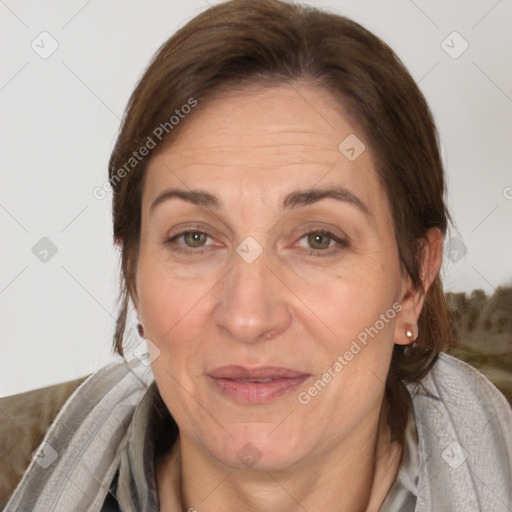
<box><xmin>212</xmin><ymin>423</ymin><xmax>309</xmax><ymax>472</ymax></box>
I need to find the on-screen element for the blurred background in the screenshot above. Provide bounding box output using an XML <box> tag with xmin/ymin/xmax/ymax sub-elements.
<box><xmin>1</xmin><ymin>0</ymin><xmax>511</xmax><ymax>396</ymax></box>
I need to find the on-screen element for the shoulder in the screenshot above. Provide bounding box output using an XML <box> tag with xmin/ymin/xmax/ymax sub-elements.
<box><xmin>407</xmin><ymin>352</ymin><xmax>512</xmax><ymax>511</ymax></box>
<box><xmin>424</xmin><ymin>352</ymin><xmax>512</xmax><ymax>411</ymax></box>
<box><xmin>0</xmin><ymin>376</ymin><xmax>89</xmax><ymax>508</ymax></box>
<box><xmin>410</xmin><ymin>351</ymin><xmax>512</xmax><ymax>442</ymax></box>
<box><xmin>2</xmin><ymin>357</ymin><xmax>154</xmax><ymax>511</ymax></box>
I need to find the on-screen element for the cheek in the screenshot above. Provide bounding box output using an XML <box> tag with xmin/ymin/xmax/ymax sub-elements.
<box><xmin>136</xmin><ymin>247</ymin><xmax>211</xmax><ymax>340</ymax></box>
<box><xmin>135</xmin><ymin>249</ymin><xmax>218</xmax><ymax>392</ymax></box>
<box><xmin>290</xmin><ymin>252</ymin><xmax>401</xmax><ymax>402</ymax></box>
<box><xmin>285</xmin><ymin>247</ymin><xmax>400</xmax><ymax>333</ymax></box>
<box><xmin>295</xmin><ymin>296</ymin><xmax>398</xmax><ymax>441</ymax></box>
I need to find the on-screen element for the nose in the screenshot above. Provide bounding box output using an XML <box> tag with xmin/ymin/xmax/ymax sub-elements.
<box><xmin>213</xmin><ymin>247</ymin><xmax>292</xmax><ymax>344</ymax></box>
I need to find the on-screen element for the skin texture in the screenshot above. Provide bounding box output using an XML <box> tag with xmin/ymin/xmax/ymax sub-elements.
<box><xmin>134</xmin><ymin>83</ymin><xmax>443</xmax><ymax>512</ymax></box>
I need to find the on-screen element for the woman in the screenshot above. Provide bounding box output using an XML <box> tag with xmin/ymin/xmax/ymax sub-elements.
<box><xmin>3</xmin><ymin>0</ymin><xmax>511</xmax><ymax>510</ymax></box>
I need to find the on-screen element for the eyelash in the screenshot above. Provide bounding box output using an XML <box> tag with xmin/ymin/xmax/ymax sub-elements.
<box><xmin>164</xmin><ymin>229</ymin><xmax>349</xmax><ymax>257</ymax></box>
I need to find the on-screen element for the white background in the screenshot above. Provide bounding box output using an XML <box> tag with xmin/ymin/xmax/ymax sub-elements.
<box><xmin>1</xmin><ymin>0</ymin><xmax>511</xmax><ymax>396</ymax></box>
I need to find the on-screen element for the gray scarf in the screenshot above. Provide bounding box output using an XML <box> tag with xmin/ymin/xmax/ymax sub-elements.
<box><xmin>4</xmin><ymin>353</ymin><xmax>512</xmax><ymax>511</ymax></box>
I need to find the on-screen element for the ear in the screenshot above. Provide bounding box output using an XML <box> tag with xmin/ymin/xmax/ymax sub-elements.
<box><xmin>394</xmin><ymin>227</ymin><xmax>444</xmax><ymax>345</ymax></box>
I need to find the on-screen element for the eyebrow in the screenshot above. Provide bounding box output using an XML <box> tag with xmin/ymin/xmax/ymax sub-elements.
<box><xmin>150</xmin><ymin>186</ymin><xmax>370</xmax><ymax>216</ymax></box>
<box><xmin>150</xmin><ymin>189</ymin><xmax>221</xmax><ymax>214</ymax></box>
<box><xmin>282</xmin><ymin>187</ymin><xmax>371</xmax><ymax>216</ymax></box>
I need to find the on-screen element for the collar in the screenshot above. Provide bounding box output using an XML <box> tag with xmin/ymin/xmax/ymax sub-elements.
<box><xmin>116</xmin><ymin>381</ymin><xmax>179</xmax><ymax>511</ymax></box>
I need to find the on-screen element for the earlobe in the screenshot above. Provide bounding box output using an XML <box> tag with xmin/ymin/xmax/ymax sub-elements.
<box><xmin>394</xmin><ymin>228</ymin><xmax>444</xmax><ymax>346</ymax></box>
<box><xmin>403</xmin><ymin>322</ymin><xmax>418</xmax><ymax>344</ymax></box>
<box><xmin>394</xmin><ymin>286</ymin><xmax>423</xmax><ymax>345</ymax></box>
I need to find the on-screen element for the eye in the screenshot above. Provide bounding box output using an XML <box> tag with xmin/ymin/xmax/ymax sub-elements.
<box><xmin>165</xmin><ymin>230</ymin><xmax>214</xmax><ymax>253</ymax></box>
<box><xmin>165</xmin><ymin>228</ymin><xmax>349</xmax><ymax>257</ymax></box>
<box><xmin>296</xmin><ymin>230</ymin><xmax>349</xmax><ymax>256</ymax></box>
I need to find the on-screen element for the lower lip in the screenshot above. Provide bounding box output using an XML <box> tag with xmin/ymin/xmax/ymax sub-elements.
<box><xmin>209</xmin><ymin>375</ymin><xmax>310</xmax><ymax>404</ymax></box>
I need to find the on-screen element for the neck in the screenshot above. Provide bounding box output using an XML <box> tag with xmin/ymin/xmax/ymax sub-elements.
<box><xmin>156</xmin><ymin>400</ymin><xmax>402</xmax><ymax>512</ymax></box>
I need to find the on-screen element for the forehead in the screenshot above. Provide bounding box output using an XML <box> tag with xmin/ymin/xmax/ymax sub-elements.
<box><xmin>143</xmin><ymin>83</ymin><xmax>385</xmax><ymax>214</ymax></box>
<box><xmin>155</xmin><ymin>83</ymin><xmax>362</xmax><ymax>163</ymax></box>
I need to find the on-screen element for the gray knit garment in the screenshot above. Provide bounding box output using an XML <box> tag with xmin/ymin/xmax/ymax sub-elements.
<box><xmin>5</xmin><ymin>353</ymin><xmax>512</xmax><ymax>511</ymax></box>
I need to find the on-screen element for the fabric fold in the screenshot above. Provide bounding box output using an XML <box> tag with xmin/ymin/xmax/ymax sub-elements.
<box><xmin>4</xmin><ymin>353</ymin><xmax>511</xmax><ymax>512</ymax></box>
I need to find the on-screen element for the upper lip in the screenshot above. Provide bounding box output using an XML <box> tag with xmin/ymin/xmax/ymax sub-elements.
<box><xmin>209</xmin><ymin>365</ymin><xmax>309</xmax><ymax>380</ymax></box>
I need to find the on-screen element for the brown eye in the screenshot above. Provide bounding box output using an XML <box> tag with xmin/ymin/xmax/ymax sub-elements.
<box><xmin>307</xmin><ymin>232</ymin><xmax>333</xmax><ymax>250</ymax></box>
<box><xmin>165</xmin><ymin>230</ymin><xmax>214</xmax><ymax>254</ymax></box>
<box><xmin>183</xmin><ymin>231</ymin><xmax>208</xmax><ymax>247</ymax></box>
<box><xmin>296</xmin><ymin>229</ymin><xmax>349</xmax><ymax>257</ymax></box>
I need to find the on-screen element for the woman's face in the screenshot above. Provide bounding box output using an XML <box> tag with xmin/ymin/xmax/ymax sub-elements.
<box><xmin>136</xmin><ymin>83</ymin><xmax>408</xmax><ymax>471</ymax></box>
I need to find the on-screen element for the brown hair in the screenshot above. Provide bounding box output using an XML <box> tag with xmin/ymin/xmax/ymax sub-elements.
<box><xmin>109</xmin><ymin>0</ymin><xmax>452</xmax><ymax>443</ymax></box>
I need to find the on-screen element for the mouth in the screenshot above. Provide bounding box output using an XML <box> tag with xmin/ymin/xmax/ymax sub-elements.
<box><xmin>208</xmin><ymin>365</ymin><xmax>310</xmax><ymax>404</ymax></box>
